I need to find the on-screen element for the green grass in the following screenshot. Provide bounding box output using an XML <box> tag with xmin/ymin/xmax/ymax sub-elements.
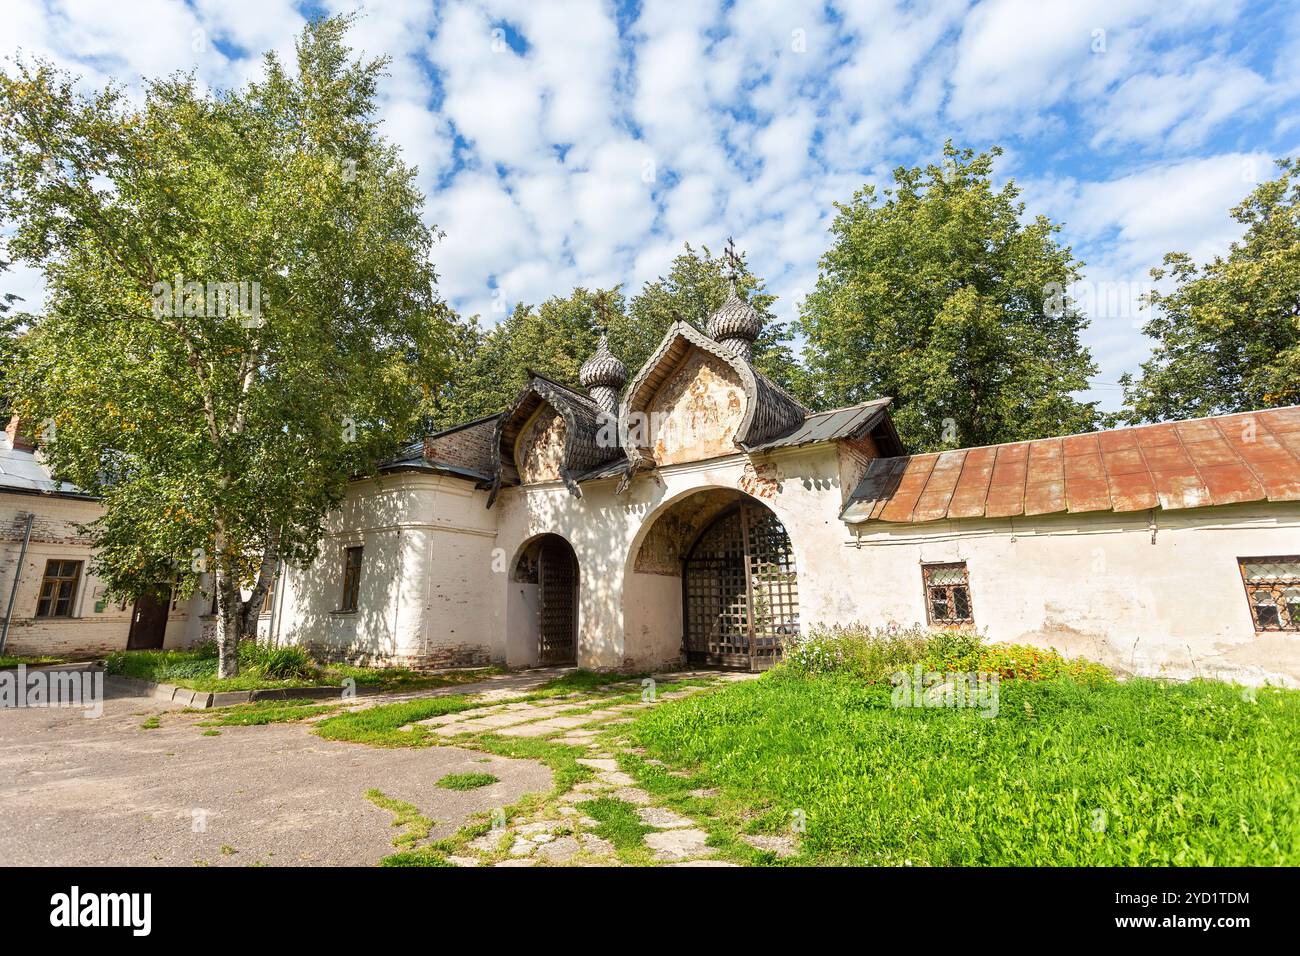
<box><xmin>104</xmin><ymin>644</ymin><xmax>498</xmax><ymax>693</ymax></box>
<box><xmin>313</xmin><ymin>695</ymin><xmax>480</xmax><ymax>747</ymax></box>
<box><xmin>139</xmin><ymin>714</ymin><xmax>161</xmax><ymax>730</ymax></box>
<box><xmin>0</xmin><ymin>654</ymin><xmax>66</xmax><ymax>669</ymax></box>
<box><xmin>436</xmin><ymin>772</ymin><xmax>499</xmax><ymax>790</ymax></box>
<box><xmin>379</xmin><ymin>847</ymin><xmax>456</xmax><ymax>867</ymax></box>
<box><xmin>576</xmin><ymin>797</ymin><xmax>654</xmax><ymax>852</ymax></box>
<box><xmin>197</xmin><ymin>699</ymin><xmax>340</xmax><ymax>726</ymax></box>
<box><xmin>365</xmin><ymin>789</ymin><xmax>434</xmax><ymax>847</ymax></box>
<box><xmin>627</xmin><ymin>669</ymin><xmax>1300</xmax><ymax>866</ymax></box>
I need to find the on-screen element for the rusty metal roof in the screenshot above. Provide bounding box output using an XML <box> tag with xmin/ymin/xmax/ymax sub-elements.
<box><xmin>841</xmin><ymin>406</ymin><xmax>1300</xmax><ymax>524</ymax></box>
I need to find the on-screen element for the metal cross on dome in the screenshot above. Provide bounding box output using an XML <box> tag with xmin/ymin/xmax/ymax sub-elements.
<box><xmin>592</xmin><ymin>290</ymin><xmax>612</xmax><ymax>335</ymax></box>
<box><xmin>723</xmin><ymin>236</ymin><xmax>742</xmax><ymax>285</ymax></box>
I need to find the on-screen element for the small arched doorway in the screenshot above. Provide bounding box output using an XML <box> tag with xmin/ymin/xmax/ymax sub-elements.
<box><xmin>512</xmin><ymin>535</ymin><xmax>579</xmax><ymax>665</ymax></box>
<box><xmin>683</xmin><ymin>500</ymin><xmax>799</xmax><ymax>669</ymax></box>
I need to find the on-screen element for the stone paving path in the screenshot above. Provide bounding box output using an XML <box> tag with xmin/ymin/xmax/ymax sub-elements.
<box><xmin>395</xmin><ymin>670</ymin><xmax>798</xmax><ymax>867</ymax></box>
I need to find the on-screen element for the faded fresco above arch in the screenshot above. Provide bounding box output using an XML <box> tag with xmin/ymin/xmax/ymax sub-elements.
<box><xmin>515</xmin><ymin>404</ymin><xmax>566</xmax><ymax>484</ymax></box>
<box><xmin>645</xmin><ymin>348</ymin><xmax>745</xmax><ymax>466</ymax></box>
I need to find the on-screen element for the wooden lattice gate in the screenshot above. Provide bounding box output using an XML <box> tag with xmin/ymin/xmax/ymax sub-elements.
<box><xmin>683</xmin><ymin>502</ymin><xmax>799</xmax><ymax>670</ymax></box>
<box><xmin>537</xmin><ymin>537</ymin><xmax>577</xmax><ymax>665</ymax></box>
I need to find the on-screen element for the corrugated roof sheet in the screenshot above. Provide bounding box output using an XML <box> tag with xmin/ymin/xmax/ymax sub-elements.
<box><xmin>0</xmin><ymin>441</ymin><xmax>90</xmax><ymax>497</ymax></box>
<box><xmin>744</xmin><ymin>398</ymin><xmax>893</xmax><ymax>451</ymax></box>
<box><xmin>841</xmin><ymin>406</ymin><xmax>1300</xmax><ymax>524</ymax></box>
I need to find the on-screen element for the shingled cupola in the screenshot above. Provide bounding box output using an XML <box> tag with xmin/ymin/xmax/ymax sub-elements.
<box><xmin>579</xmin><ymin>329</ymin><xmax>628</xmax><ymax>417</ymax></box>
<box><xmin>705</xmin><ymin>237</ymin><xmax>763</xmax><ymax>362</ymax></box>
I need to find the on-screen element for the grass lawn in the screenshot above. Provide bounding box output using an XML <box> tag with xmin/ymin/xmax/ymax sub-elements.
<box><xmin>627</xmin><ymin>669</ymin><xmax>1300</xmax><ymax>866</ymax></box>
<box><xmin>436</xmin><ymin>772</ymin><xmax>499</xmax><ymax>790</ymax></box>
<box><xmin>0</xmin><ymin>654</ymin><xmax>67</xmax><ymax>669</ymax></box>
<box><xmin>104</xmin><ymin>646</ymin><xmax>500</xmax><ymax>693</ymax></box>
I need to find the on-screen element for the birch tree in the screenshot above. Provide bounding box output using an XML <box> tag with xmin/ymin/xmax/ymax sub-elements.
<box><xmin>0</xmin><ymin>15</ymin><xmax>451</xmax><ymax>676</ymax></box>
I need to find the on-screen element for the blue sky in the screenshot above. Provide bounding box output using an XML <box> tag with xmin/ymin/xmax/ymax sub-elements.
<box><xmin>4</xmin><ymin>0</ymin><xmax>1299</xmax><ymax>409</ymax></box>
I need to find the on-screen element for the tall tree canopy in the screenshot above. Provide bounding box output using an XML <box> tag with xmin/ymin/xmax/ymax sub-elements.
<box><xmin>1122</xmin><ymin>157</ymin><xmax>1300</xmax><ymax>421</ymax></box>
<box><xmin>432</xmin><ymin>242</ymin><xmax>801</xmax><ymax>427</ymax></box>
<box><xmin>0</xmin><ymin>257</ymin><xmax>21</xmax><ymax>418</ymax></box>
<box><xmin>0</xmin><ymin>15</ymin><xmax>452</xmax><ymax>675</ymax></box>
<box><xmin>799</xmin><ymin>143</ymin><xmax>1099</xmax><ymax>452</ymax></box>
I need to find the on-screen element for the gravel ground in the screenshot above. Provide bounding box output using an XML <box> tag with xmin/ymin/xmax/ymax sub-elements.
<box><xmin>0</xmin><ymin>690</ymin><xmax>551</xmax><ymax>867</ymax></box>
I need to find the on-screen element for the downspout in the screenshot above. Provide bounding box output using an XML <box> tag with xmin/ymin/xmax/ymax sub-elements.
<box><xmin>1</xmin><ymin>512</ymin><xmax>35</xmax><ymax>656</ymax></box>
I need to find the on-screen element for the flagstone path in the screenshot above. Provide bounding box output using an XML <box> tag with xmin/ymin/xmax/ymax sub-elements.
<box><xmin>384</xmin><ymin>670</ymin><xmax>798</xmax><ymax>867</ymax></box>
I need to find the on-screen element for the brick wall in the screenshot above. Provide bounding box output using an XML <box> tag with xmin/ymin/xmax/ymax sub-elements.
<box><xmin>301</xmin><ymin>640</ymin><xmax>491</xmax><ymax>671</ymax></box>
<box><xmin>0</xmin><ymin>492</ymin><xmax>201</xmax><ymax>658</ymax></box>
<box><xmin>423</xmin><ymin>416</ymin><xmax>497</xmax><ymax>474</ymax></box>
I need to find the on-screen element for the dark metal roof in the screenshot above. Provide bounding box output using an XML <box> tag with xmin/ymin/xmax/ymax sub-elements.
<box><xmin>744</xmin><ymin>398</ymin><xmax>896</xmax><ymax>452</ymax></box>
<box><xmin>575</xmin><ymin>455</ymin><xmax>629</xmax><ymax>482</ymax></box>
<box><xmin>0</xmin><ymin>442</ymin><xmax>94</xmax><ymax>499</ymax></box>
<box><xmin>379</xmin><ymin>448</ymin><xmax>492</xmax><ymax>484</ymax></box>
<box><xmin>841</xmin><ymin>405</ymin><xmax>1300</xmax><ymax>524</ymax></box>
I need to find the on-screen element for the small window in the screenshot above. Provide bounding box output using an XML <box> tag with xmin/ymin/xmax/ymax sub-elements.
<box><xmin>923</xmin><ymin>562</ymin><xmax>973</xmax><ymax>626</ymax></box>
<box><xmin>36</xmin><ymin>560</ymin><xmax>82</xmax><ymax>618</ymax></box>
<box><xmin>340</xmin><ymin>546</ymin><xmax>363</xmax><ymax>612</ymax></box>
<box><xmin>1239</xmin><ymin>557</ymin><xmax>1300</xmax><ymax>632</ymax></box>
<box><xmin>261</xmin><ymin>574</ymin><xmax>276</xmax><ymax>615</ymax></box>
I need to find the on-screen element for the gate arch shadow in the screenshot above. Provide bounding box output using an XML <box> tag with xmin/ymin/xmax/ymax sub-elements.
<box><xmin>622</xmin><ymin>486</ymin><xmax>799</xmax><ymax>671</ymax></box>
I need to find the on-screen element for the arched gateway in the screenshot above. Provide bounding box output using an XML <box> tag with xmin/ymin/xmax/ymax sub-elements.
<box><xmin>511</xmin><ymin>534</ymin><xmax>579</xmax><ymax>666</ymax></box>
<box><xmin>683</xmin><ymin>499</ymin><xmax>799</xmax><ymax>669</ymax></box>
<box><xmin>625</xmin><ymin>488</ymin><xmax>800</xmax><ymax>672</ymax></box>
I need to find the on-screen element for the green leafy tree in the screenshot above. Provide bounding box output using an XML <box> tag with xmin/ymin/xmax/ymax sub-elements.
<box><xmin>799</xmin><ymin>142</ymin><xmax>1100</xmax><ymax>452</ymax></box>
<box><xmin>433</xmin><ymin>288</ymin><xmax>615</xmax><ymax>426</ymax></box>
<box><xmin>434</xmin><ymin>242</ymin><xmax>802</xmax><ymax>425</ymax></box>
<box><xmin>0</xmin><ymin>15</ymin><xmax>450</xmax><ymax>676</ymax></box>
<box><xmin>621</xmin><ymin>242</ymin><xmax>801</xmax><ymax>394</ymax></box>
<box><xmin>1122</xmin><ymin>157</ymin><xmax>1300</xmax><ymax>420</ymax></box>
<box><xmin>0</xmin><ymin>257</ymin><xmax>21</xmax><ymax>419</ymax></box>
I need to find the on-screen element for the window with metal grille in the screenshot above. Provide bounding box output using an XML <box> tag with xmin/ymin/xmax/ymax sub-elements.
<box><xmin>36</xmin><ymin>559</ymin><xmax>82</xmax><ymax>618</ymax></box>
<box><xmin>923</xmin><ymin>562</ymin><xmax>973</xmax><ymax>626</ymax></box>
<box><xmin>340</xmin><ymin>546</ymin><xmax>363</xmax><ymax>612</ymax></box>
<box><xmin>1239</xmin><ymin>557</ymin><xmax>1300</xmax><ymax>632</ymax></box>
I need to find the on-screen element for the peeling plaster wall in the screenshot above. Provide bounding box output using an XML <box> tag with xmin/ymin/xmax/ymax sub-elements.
<box><xmin>492</xmin><ymin>446</ymin><xmax>846</xmax><ymax>672</ymax></box>
<box><xmin>836</xmin><ymin>434</ymin><xmax>879</xmax><ymax>506</ymax></box>
<box><xmin>646</xmin><ymin>350</ymin><xmax>745</xmax><ymax>466</ymax></box>
<box><xmin>0</xmin><ymin>492</ymin><xmax>204</xmax><ymax>657</ymax></box>
<box><xmin>843</xmin><ymin>502</ymin><xmax>1300</xmax><ymax>687</ymax></box>
<box><xmin>287</xmin><ymin>432</ymin><xmax>1300</xmax><ymax>687</ymax></box>
<box><xmin>278</xmin><ymin>472</ymin><xmax>501</xmax><ymax>669</ymax></box>
<box><xmin>515</xmin><ymin>405</ymin><xmax>566</xmax><ymax>484</ymax></box>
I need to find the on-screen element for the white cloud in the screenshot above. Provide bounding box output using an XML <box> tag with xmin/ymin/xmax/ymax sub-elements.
<box><xmin>3</xmin><ymin>0</ymin><xmax>1297</xmax><ymax>413</ymax></box>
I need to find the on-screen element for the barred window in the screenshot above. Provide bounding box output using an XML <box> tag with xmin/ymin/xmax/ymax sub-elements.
<box><xmin>340</xmin><ymin>546</ymin><xmax>363</xmax><ymax>612</ymax></box>
<box><xmin>923</xmin><ymin>562</ymin><xmax>973</xmax><ymax>626</ymax></box>
<box><xmin>1239</xmin><ymin>557</ymin><xmax>1300</xmax><ymax>632</ymax></box>
<box><xmin>36</xmin><ymin>560</ymin><xmax>82</xmax><ymax>618</ymax></box>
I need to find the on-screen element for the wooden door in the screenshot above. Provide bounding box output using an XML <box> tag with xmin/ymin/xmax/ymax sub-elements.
<box><xmin>127</xmin><ymin>591</ymin><xmax>170</xmax><ymax>650</ymax></box>
<box><xmin>537</xmin><ymin>538</ymin><xmax>577</xmax><ymax>665</ymax></box>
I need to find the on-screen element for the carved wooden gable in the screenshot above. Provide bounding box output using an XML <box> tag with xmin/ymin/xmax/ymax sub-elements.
<box><xmin>515</xmin><ymin>404</ymin><xmax>567</xmax><ymax>484</ymax></box>
<box><xmin>646</xmin><ymin>348</ymin><xmax>745</xmax><ymax>466</ymax></box>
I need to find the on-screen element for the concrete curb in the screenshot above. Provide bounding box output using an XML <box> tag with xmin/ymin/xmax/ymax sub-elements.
<box><xmin>105</xmin><ymin>675</ymin><xmax>217</xmax><ymax>708</ymax></box>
